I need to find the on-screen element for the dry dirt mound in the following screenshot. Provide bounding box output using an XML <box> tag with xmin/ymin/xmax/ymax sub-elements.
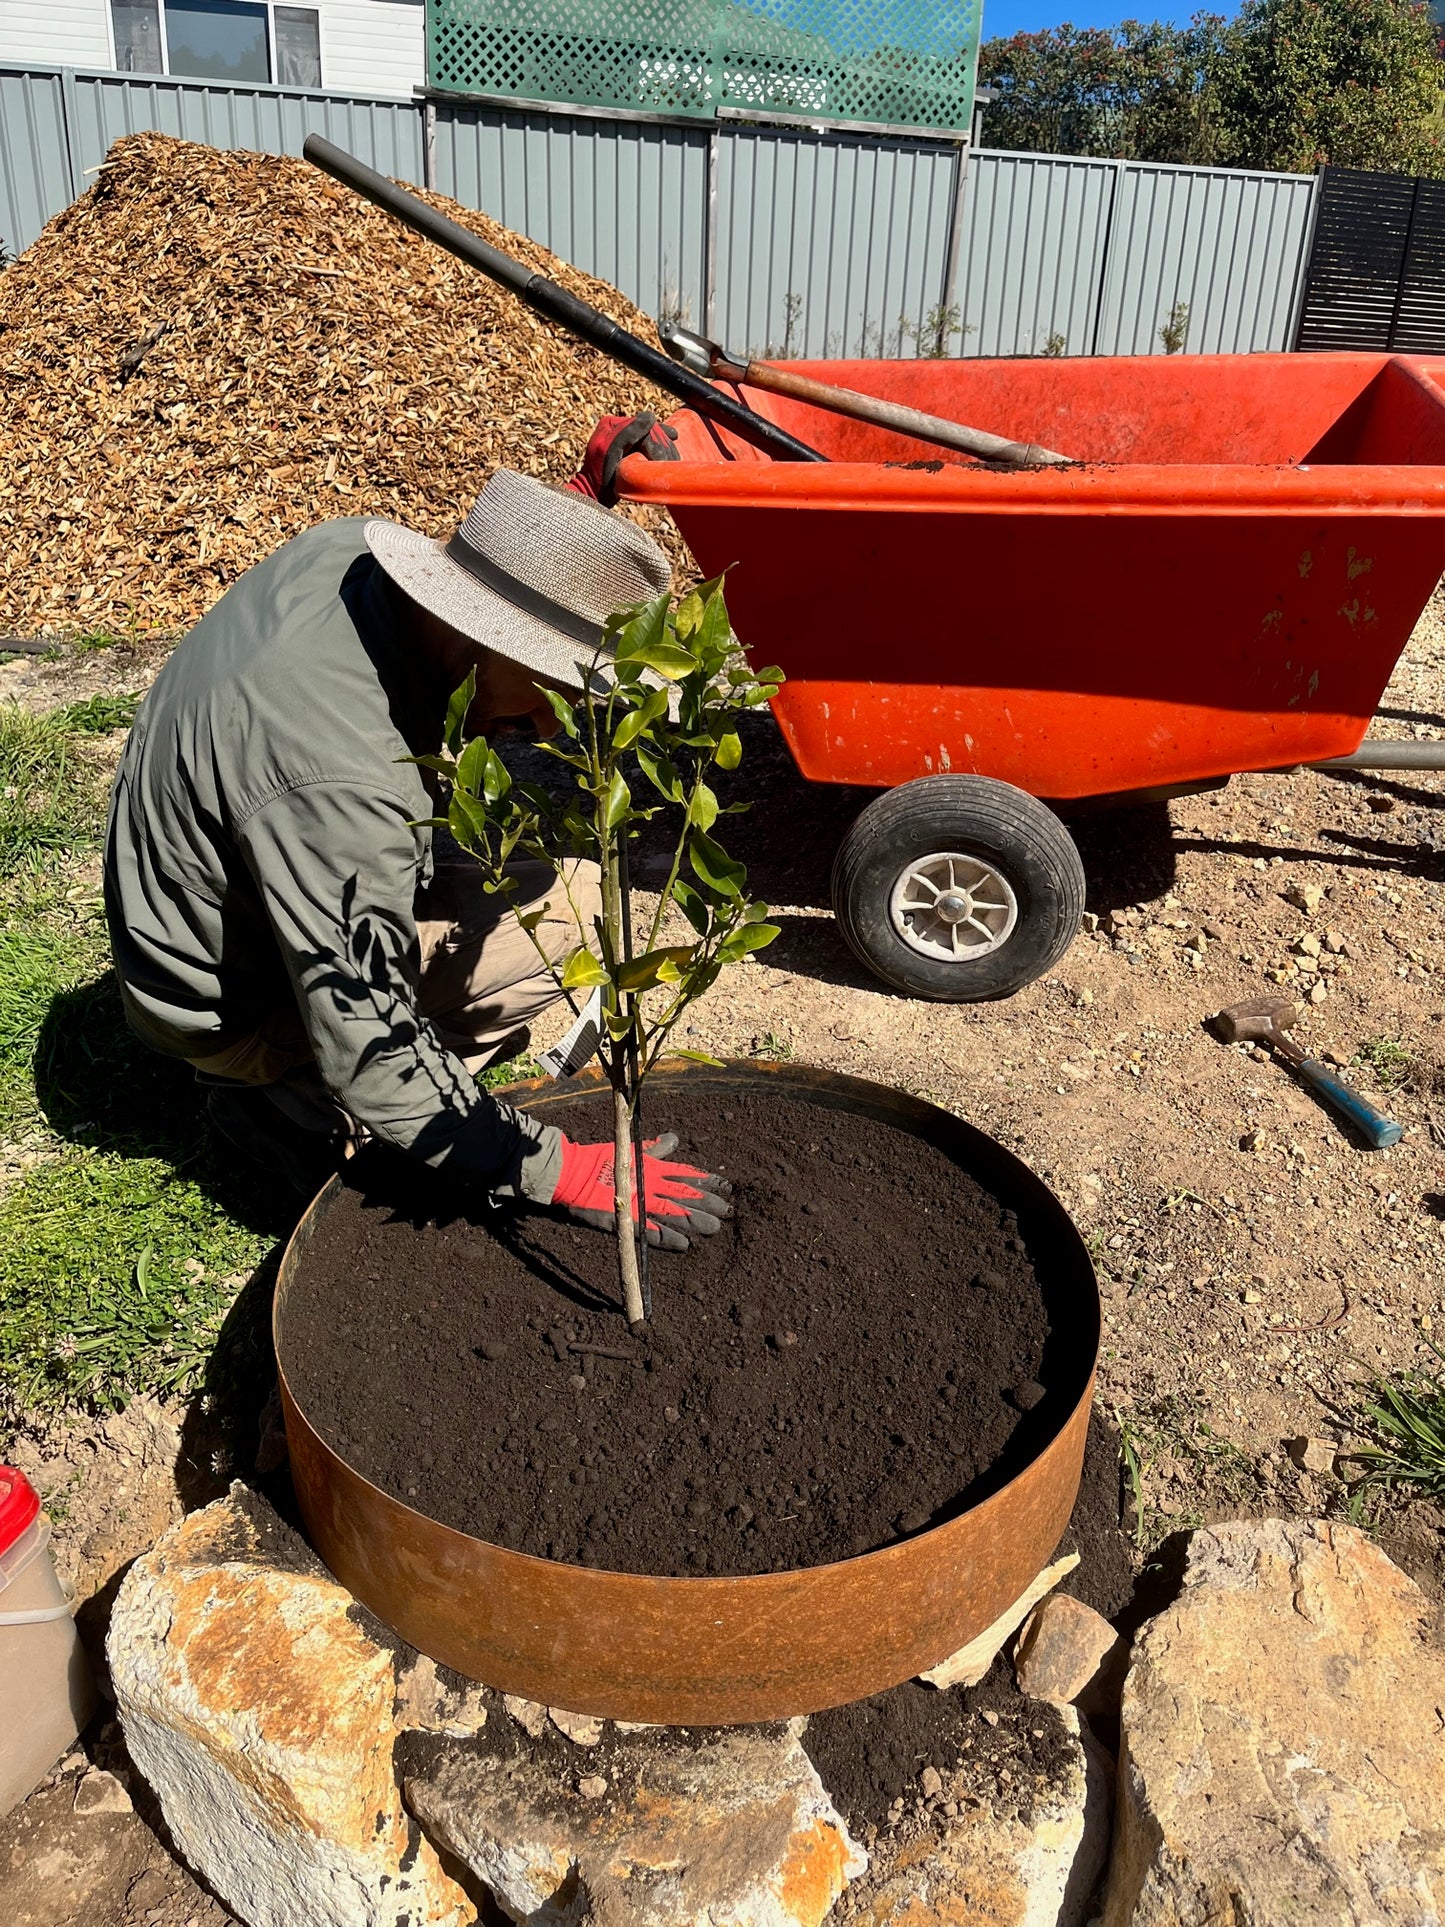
<box><xmin>0</xmin><ymin>132</ymin><xmax>673</xmax><ymax>638</ymax></box>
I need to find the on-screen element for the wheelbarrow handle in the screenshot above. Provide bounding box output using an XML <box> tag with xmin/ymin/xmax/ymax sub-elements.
<box><xmin>302</xmin><ymin>137</ymin><xmax>826</xmax><ymax>467</ymax></box>
<box><xmin>1295</xmin><ymin>1058</ymin><xmax>1403</xmax><ymax>1150</ymax></box>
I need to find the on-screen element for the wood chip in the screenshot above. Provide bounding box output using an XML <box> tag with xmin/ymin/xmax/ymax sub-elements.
<box><xmin>0</xmin><ymin>132</ymin><xmax>689</xmax><ymax>639</ymax></box>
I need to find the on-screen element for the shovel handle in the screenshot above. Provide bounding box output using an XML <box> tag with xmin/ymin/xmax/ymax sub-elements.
<box><xmin>1296</xmin><ymin>1059</ymin><xmax>1403</xmax><ymax>1150</ymax></box>
<box><xmin>736</xmin><ymin>360</ymin><xmax>1074</xmax><ymax>468</ymax></box>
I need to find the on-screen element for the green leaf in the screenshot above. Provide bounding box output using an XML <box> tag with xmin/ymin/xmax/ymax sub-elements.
<box><xmin>718</xmin><ymin>920</ymin><xmax>781</xmax><ymax>962</ymax></box>
<box><xmin>603</xmin><ymin>769</ymin><xmax>631</xmax><ymax>831</ymax></box>
<box><xmin>689</xmin><ymin>783</ymin><xmax>719</xmax><ymax>832</ymax></box>
<box><xmin>755</xmin><ymin>666</ymin><xmax>785</xmax><ymax>685</ymax></box>
<box><xmin>397</xmin><ymin>752</ymin><xmax>458</xmax><ymax>777</ymax></box>
<box><xmin>615</xmin><ymin>944</ymin><xmax>695</xmax><ymax>992</ymax></box>
<box><xmin>672</xmin><ymin>1047</ymin><xmax>726</xmax><ymax>1067</ymax></box>
<box><xmin>454</xmin><ymin>736</ymin><xmax>488</xmax><ymax>796</ymax></box>
<box><xmin>636</xmin><ymin>745</ymin><xmax>684</xmax><ymax>803</ymax></box>
<box><xmin>444</xmin><ymin>669</ymin><xmax>477</xmax><ymax>754</ymax></box>
<box><xmin>745</xmin><ymin>899</ymin><xmax>771</xmax><ymax>921</ymax></box>
<box><xmin>715</xmin><ymin>730</ymin><xmax>742</xmax><ymax>771</ymax></box>
<box><xmin>673</xmin><ymin>590</ymin><xmax>705</xmax><ymax>639</ymax></box>
<box><xmin>561</xmin><ymin>946</ymin><xmax>609</xmax><ymax>990</ymax></box>
<box><xmin>671</xmin><ymin>876</ymin><xmax>711</xmax><ymax>936</ymax></box>
<box><xmin>623</xmin><ymin>642</ymin><xmax>698</xmax><ymax>682</ymax></box>
<box><xmin>482</xmin><ymin>747</ymin><xmax>512</xmax><ymax>805</ymax></box>
<box><xmin>694</xmin><ymin>590</ymin><xmax>733</xmax><ymax>662</ymax></box>
<box><xmin>613</xmin><ymin>593</ymin><xmax>670</xmax><ymax>663</ymax></box>
<box><xmin>515</xmin><ymin>904</ymin><xmax>550</xmax><ymax>934</ymax></box>
<box><xmin>448</xmin><ymin>790</ymin><xmax>489</xmax><ymax>848</ymax></box>
<box><xmin>689</xmin><ymin>830</ymin><xmax>746</xmax><ymax>898</ymax></box>
<box><xmin>604</xmin><ymin>1006</ymin><xmax>635</xmax><ymax>1041</ymax></box>
<box><xmin>538</xmin><ymin>686</ymin><xmax>580</xmax><ymax>738</ymax></box>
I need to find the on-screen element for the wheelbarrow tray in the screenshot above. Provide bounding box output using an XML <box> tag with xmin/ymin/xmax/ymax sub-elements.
<box><xmin>619</xmin><ymin>352</ymin><xmax>1445</xmax><ymax>800</ymax></box>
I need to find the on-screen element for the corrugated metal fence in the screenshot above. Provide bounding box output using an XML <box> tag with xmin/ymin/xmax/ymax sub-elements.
<box><xmin>1</xmin><ymin>63</ymin><xmax>1318</xmax><ymax>359</ymax></box>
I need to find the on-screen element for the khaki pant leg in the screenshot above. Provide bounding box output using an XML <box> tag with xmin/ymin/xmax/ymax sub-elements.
<box><xmin>416</xmin><ymin>853</ymin><xmax>602</xmax><ymax>1071</ymax></box>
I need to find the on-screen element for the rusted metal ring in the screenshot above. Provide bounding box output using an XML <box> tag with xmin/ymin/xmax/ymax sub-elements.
<box><xmin>274</xmin><ymin>1060</ymin><xmax>1100</xmax><ymax>1725</ymax></box>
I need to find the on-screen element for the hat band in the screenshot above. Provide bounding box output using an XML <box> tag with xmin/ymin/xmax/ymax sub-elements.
<box><xmin>443</xmin><ymin>533</ymin><xmax>606</xmax><ymax>653</ymax></box>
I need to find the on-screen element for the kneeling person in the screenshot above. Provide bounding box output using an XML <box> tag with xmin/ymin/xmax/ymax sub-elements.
<box><xmin>103</xmin><ymin>468</ymin><xmax>728</xmax><ymax>1248</ymax></box>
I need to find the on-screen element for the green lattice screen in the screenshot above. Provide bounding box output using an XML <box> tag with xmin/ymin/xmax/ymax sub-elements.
<box><xmin>427</xmin><ymin>0</ymin><xmax>981</xmax><ymax>132</ymax></box>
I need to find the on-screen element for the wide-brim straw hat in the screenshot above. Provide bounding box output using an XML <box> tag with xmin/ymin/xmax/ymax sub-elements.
<box><xmin>365</xmin><ymin>469</ymin><xmax>673</xmax><ymax>690</ymax></box>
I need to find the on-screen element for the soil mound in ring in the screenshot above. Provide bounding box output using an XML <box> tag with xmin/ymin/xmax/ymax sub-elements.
<box><xmin>279</xmin><ymin>1083</ymin><xmax>1096</xmax><ymax>1579</ymax></box>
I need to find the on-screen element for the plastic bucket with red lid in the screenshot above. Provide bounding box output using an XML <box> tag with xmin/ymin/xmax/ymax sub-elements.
<box><xmin>0</xmin><ymin>1464</ymin><xmax>95</xmax><ymax>1817</ymax></box>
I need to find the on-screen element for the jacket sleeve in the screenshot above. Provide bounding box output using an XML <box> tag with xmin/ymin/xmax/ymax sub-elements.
<box><xmin>235</xmin><ymin>779</ymin><xmax>561</xmax><ymax>1197</ymax></box>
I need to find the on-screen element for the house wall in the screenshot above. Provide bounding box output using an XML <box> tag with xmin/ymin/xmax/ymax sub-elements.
<box><xmin>0</xmin><ymin>0</ymin><xmax>424</xmax><ymax>98</ymax></box>
<box><xmin>0</xmin><ymin>0</ymin><xmax>111</xmax><ymax>70</ymax></box>
<box><xmin>315</xmin><ymin>0</ymin><xmax>422</xmax><ymax>99</ymax></box>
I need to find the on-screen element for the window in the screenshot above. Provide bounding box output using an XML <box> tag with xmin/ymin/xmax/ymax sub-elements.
<box><xmin>112</xmin><ymin>0</ymin><xmax>164</xmax><ymax>72</ymax></box>
<box><xmin>274</xmin><ymin>5</ymin><xmax>322</xmax><ymax>87</ymax></box>
<box><xmin>109</xmin><ymin>0</ymin><xmax>321</xmax><ymax>86</ymax></box>
<box><xmin>165</xmin><ymin>0</ymin><xmax>269</xmax><ymax>82</ymax></box>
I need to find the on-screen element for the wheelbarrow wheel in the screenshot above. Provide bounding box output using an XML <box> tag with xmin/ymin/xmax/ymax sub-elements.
<box><xmin>831</xmin><ymin>776</ymin><xmax>1085</xmax><ymax>1002</ymax></box>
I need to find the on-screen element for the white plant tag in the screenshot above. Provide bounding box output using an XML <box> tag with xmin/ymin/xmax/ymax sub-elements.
<box><xmin>539</xmin><ymin>987</ymin><xmax>604</xmax><ymax>1080</ymax></box>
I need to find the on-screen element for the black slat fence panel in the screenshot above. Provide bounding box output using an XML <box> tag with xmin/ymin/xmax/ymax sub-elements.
<box><xmin>1296</xmin><ymin>167</ymin><xmax>1416</xmax><ymax>352</ymax></box>
<box><xmin>1393</xmin><ymin>178</ymin><xmax>1445</xmax><ymax>354</ymax></box>
<box><xmin>1297</xmin><ymin>165</ymin><xmax>1445</xmax><ymax>354</ymax></box>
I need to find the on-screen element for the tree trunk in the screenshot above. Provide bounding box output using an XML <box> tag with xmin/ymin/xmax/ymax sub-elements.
<box><xmin>613</xmin><ymin>1079</ymin><xmax>645</xmax><ymax>1330</ymax></box>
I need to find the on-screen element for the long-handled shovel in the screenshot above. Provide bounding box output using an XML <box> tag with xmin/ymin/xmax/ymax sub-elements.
<box><xmin>661</xmin><ymin>323</ymin><xmax>1075</xmax><ymax>469</ymax></box>
<box><xmin>302</xmin><ymin>136</ymin><xmax>825</xmax><ymax>466</ymax></box>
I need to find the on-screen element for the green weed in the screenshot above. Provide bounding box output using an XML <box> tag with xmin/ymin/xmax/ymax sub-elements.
<box><xmin>1354</xmin><ymin>1036</ymin><xmax>1416</xmax><ymax>1093</ymax></box>
<box><xmin>479</xmin><ymin>1053</ymin><xmax>542</xmax><ymax>1090</ymax></box>
<box><xmin>57</xmin><ymin>693</ymin><xmax>139</xmax><ymax>734</ymax></box>
<box><xmin>1350</xmin><ymin>1342</ymin><xmax>1445</xmax><ymax>1500</ymax></box>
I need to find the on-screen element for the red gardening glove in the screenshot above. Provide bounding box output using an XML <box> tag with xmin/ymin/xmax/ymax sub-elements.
<box><xmin>549</xmin><ymin>1132</ymin><xmax>731</xmax><ymax>1251</ymax></box>
<box><xmin>566</xmin><ymin>411</ymin><xmax>680</xmax><ymax>507</ymax></box>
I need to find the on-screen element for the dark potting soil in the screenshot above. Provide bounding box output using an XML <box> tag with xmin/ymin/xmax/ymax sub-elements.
<box><xmin>280</xmin><ymin>1084</ymin><xmax>1095</xmax><ymax>1578</ymax></box>
<box><xmin>801</xmin><ymin>1409</ymin><xmax>1132</xmax><ymax>1834</ymax></box>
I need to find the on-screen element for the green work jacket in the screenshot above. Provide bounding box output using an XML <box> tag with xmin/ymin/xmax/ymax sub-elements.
<box><xmin>104</xmin><ymin>518</ymin><xmax>552</xmax><ymax>1195</ymax></box>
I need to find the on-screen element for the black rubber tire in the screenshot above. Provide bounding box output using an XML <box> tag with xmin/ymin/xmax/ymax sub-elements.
<box><xmin>830</xmin><ymin>775</ymin><xmax>1086</xmax><ymax>1002</ymax></box>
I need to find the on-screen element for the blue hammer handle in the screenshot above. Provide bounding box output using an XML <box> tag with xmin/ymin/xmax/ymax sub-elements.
<box><xmin>1295</xmin><ymin>1058</ymin><xmax>1403</xmax><ymax>1150</ymax></box>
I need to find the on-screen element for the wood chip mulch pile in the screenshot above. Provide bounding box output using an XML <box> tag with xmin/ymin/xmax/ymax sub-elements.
<box><xmin>0</xmin><ymin>131</ymin><xmax>680</xmax><ymax>639</ymax></box>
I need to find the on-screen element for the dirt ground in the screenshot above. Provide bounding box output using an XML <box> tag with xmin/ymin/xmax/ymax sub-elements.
<box><xmin>3</xmin><ymin>585</ymin><xmax>1444</xmax><ymax>1922</ymax></box>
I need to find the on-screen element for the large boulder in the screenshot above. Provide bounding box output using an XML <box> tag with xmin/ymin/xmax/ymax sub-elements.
<box><xmin>1103</xmin><ymin>1517</ymin><xmax>1445</xmax><ymax>1925</ymax></box>
<box><xmin>107</xmin><ymin>1486</ymin><xmax>471</xmax><ymax>1927</ymax></box>
<box><xmin>406</xmin><ymin>1711</ymin><xmax>865</xmax><ymax>1927</ymax></box>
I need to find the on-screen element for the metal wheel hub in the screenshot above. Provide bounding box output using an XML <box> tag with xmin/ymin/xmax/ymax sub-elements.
<box><xmin>889</xmin><ymin>851</ymin><xmax>1019</xmax><ymax>962</ymax></box>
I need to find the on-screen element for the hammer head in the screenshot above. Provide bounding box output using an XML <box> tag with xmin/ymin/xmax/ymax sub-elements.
<box><xmin>1212</xmin><ymin>996</ymin><xmax>1300</xmax><ymax>1046</ymax></box>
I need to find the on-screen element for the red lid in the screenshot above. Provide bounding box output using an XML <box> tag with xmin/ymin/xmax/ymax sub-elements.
<box><xmin>0</xmin><ymin>1467</ymin><xmax>40</xmax><ymax>1554</ymax></box>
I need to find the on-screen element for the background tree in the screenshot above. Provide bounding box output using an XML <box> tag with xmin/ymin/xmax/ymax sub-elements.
<box><xmin>1209</xmin><ymin>0</ymin><xmax>1445</xmax><ymax>173</ymax></box>
<box><xmin>978</xmin><ymin>18</ymin><xmax>1226</xmax><ymax>162</ymax></box>
<box><xmin>977</xmin><ymin>0</ymin><xmax>1443</xmax><ymax>173</ymax></box>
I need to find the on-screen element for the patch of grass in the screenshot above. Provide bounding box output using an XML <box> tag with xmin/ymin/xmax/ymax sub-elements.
<box><xmin>1350</xmin><ymin>1343</ymin><xmax>1445</xmax><ymax>1500</ymax></box>
<box><xmin>478</xmin><ymin>1053</ymin><xmax>542</xmax><ymax>1091</ymax></box>
<box><xmin>0</xmin><ymin>696</ymin><xmax>278</xmax><ymax>1418</ymax></box>
<box><xmin>0</xmin><ymin>1152</ymin><xmax>269</xmax><ymax>1408</ymax></box>
<box><xmin>750</xmin><ymin>1029</ymin><xmax>795</xmax><ymax>1060</ymax></box>
<box><xmin>1354</xmin><ymin>1035</ymin><xmax>1416</xmax><ymax>1093</ymax></box>
<box><xmin>57</xmin><ymin>692</ymin><xmax>139</xmax><ymax>735</ymax></box>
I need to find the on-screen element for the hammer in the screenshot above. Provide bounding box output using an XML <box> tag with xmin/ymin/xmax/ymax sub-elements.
<box><xmin>1212</xmin><ymin>997</ymin><xmax>1402</xmax><ymax>1150</ymax></box>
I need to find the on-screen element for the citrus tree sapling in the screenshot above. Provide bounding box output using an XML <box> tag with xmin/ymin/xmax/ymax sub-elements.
<box><xmin>424</xmin><ymin>578</ymin><xmax>783</xmax><ymax>1328</ymax></box>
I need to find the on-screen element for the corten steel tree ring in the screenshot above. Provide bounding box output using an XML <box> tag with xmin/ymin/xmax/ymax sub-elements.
<box><xmin>274</xmin><ymin>1061</ymin><xmax>1100</xmax><ymax>1726</ymax></box>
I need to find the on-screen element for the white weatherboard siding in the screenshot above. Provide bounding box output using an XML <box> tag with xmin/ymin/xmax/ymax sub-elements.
<box><xmin>0</xmin><ymin>0</ymin><xmax>424</xmax><ymax>98</ymax></box>
<box><xmin>318</xmin><ymin>0</ymin><xmax>423</xmax><ymax>99</ymax></box>
<box><xmin>0</xmin><ymin>0</ymin><xmax>112</xmax><ymax>68</ymax></box>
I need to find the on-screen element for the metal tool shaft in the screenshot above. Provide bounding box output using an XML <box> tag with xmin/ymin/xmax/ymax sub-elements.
<box><xmin>303</xmin><ymin>137</ymin><xmax>826</xmax><ymax>466</ymax></box>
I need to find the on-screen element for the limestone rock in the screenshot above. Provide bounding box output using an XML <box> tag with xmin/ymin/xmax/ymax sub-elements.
<box><xmin>550</xmin><ymin>1706</ymin><xmax>604</xmax><ymax>1747</ymax></box>
<box><xmin>840</xmin><ymin>1706</ymin><xmax>1112</xmax><ymax>1926</ymax></box>
<box><xmin>1014</xmin><ymin>1594</ymin><xmax>1128</xmax><ymax>1716</ymax></box>
<box><xmin>395</xmin><ymin>1653</ymin><xmax>489</xmax><ymax>1739</ymax></box>
<box><xmin>1103</xmin><ymin>1518</ymin><xmax>1445</xmax><ymax>1925</ymax></box>
<box><xmin>505</xmin><ymin>1693</ymin><xmax>550</xmax><ymax>1738</ymax></box>
<box><xmin>73</xmin><ymin>1768</ymin><xmax>133</xmax><ymax>1816</ymax></box>
<box><xmin>1285</xmin><ymin>1434</ymin><xmax>1336</xmax><ymax>1476</ymax></box>
<box><xmin>920</xmin><ymin>1553</ymin><xmax>1081</xmax><ymax>1690</ymax></box>
<box><xmin>407</xmin><ymin>1717</ymin><xmax>866</xmax><ymax>1927</ymax></box>
<box><xmin>108</xmin><ymin>1485</ymin><xmax>470</xmax><ymax>1927</ymax></box>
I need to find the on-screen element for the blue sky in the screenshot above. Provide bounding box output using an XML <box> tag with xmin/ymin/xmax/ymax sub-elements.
<box><xmin>980</xmin><ymin>0</ymin><xmax>1206</xmax><ymax>33</ymax></box>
